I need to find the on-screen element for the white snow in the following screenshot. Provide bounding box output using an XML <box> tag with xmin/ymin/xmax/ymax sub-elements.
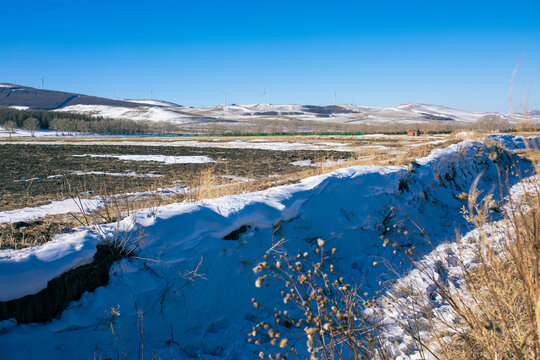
<box><xmin>57</xmin><ymin>104</ymin><xmax>191</xmax><ymax>123</ymax></box>
<box><xmin>72</xmin><ymin>154</ymin><xmax>215</xmax><ymax>164</ymax></box>
<box><xmin>290</xmin><ymin>159</ymin><xmax>314</xmax><ymax>166</ymax></box>
<box><xmin>0</xmin><ymin>129</ymin><xmax>59</xmax><ymax>138</ymax></box>
<box><xmin>14</xmin><ymin>177</ymin><xmax>39</xmax><ymax>183</ymax></box>
<box><xmin>0</xmin><ymin>198</ymin><xmax>103</xmax><ymax>225</ymax></box>
<box><xmin>70</xmin><ymin>171</ymin><xmax>162</xmax><ymax>178</ymax></box>
<box><xmin>489</xmin><ymin>133</ymin><xmax>540</xmax><ymax>150</ymax></box>
<box><xmin>453</xmin><ymin>131</ymin><xmax>477</xmax><ymax>138</ymax></box>
<box><xmin>122</xmin><ymin>99</ymin><xmax>179</xmax><ymax>107</ymax></box>
<box><xmin>290</xmin><ymin>159</ymin><xmax>347</xmax><ymax>167</ymax></box>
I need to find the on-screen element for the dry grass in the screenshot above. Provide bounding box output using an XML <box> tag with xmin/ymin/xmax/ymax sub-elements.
<box><xmin>0</xmin><ymin>217</ymin><xmax>73</xmax><ymax>249</ymax></box>
<box><xmin>388</xmin><ymin>146</ymin><xmax>540</xmax><ymax>359</ymax></box>
<box><xmin>250</xmin><ymin>239</ymin><xmax>392</xmax><ymax>360</ymax></box>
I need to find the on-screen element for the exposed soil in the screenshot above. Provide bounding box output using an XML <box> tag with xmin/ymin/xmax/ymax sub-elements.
<box><xmin>0</xmin><ymin>244</ymin><xmax>123</xmax><ymax>323</ymax></box>
<box><xmin>0</xmin><ymin>143</ymin><xmax>353</xmax><ymax>212</ymax></box>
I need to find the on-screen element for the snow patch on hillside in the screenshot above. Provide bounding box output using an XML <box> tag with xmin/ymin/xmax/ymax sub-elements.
<box><xmin>58</xmin><ymin>104</ymin><xmax>191</xmax><ymax>123</ymax></box>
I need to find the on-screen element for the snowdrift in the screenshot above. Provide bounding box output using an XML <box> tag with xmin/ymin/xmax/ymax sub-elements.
<box><xmin>0</xmin><ymin>136</ymin><xmax>535</xmax><ymax>359</ymax></box>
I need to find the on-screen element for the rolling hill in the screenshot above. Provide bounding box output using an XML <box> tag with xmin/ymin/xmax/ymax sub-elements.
<box><xmin>1</xmin><ymin>83</ymin><xmax>537</xmax><ymax>125</ymax></box>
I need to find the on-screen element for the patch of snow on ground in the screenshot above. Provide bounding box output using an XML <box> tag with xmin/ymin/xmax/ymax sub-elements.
<box><xmin>72</xmin><ymin>154</ymin><xmax>215</xmax><ymax>164</ymax></box>
<box><xmin>453</xmin><ymin>131</ymin><xmax>477</xmax><ymax>139</ymax></box>
<box><xmin>290</xmin><ymin>159</ymin><xmax>347</xmax><ymax>167</ymax></box>
<box><xmin>14</xmin><ymin>177</ymin><xmax>39</xmax><ymax>183</ymax></box>
<box><xmin>70</xmin><ymin>171</ymin><xmax>162</xmax><ymax>178</ymax></box>
<box><xmin>219</xmin><ymin>175</ymin><xmax>254</xmax><ymax>182</ymax></box>
<box><xmin>0</xmin><ymin>198</ymin><xmax>104</xmax><ymax>225</ymax></box>
<box><xmin>0</xmin><ymin>129</ymin><xmax>58</xmax><ymax>138</ymax></box>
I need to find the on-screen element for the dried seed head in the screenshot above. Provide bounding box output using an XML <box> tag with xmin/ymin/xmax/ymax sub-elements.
<box><xmin>255</xmin><ymin>277</ymin><xmax>264</xmax><ymax>288</ymax></box>
<box><xmin>279</xmin><ymin>338</ymin><xmax>289</xmax><ymax>348</ymax></box>
<box><xmin>317</xmin><ymin>238</ymin><xmax>325</xmax><ymax>247</ymax></box>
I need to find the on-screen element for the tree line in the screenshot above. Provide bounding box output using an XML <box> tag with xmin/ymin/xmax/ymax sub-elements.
<box><xmin>0</xmin><ymin>107</ymin><xmax>153</xmax><ymax>135</ymax></box>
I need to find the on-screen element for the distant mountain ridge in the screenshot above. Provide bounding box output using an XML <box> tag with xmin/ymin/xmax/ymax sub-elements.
<box><xmin>1</xmin><ymin>83</ymin><xmax>537</xmax><ymax>125</ymax></box>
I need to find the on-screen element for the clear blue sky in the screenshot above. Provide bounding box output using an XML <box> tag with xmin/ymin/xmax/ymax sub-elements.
<box><xmin>2</xmin><ymin>0</ymin><xmax>539</xmax><ymax>112</ymax></box>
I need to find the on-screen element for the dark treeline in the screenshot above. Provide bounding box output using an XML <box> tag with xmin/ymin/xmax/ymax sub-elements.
<box><xmin>0</xmin><ymin>107</ymin><xmax>100</xmax><ymax>129</ymax></box>
<box><xmin>0</xmin><ymin>107</ymin><xmax>154</xmax><ymax>135</ymax></box>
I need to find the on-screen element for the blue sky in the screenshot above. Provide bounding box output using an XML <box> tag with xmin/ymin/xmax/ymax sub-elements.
<box><xmin>1</xmin><ymin>0</ymin><xmax>539</xmax><ymax>112</ymax></box>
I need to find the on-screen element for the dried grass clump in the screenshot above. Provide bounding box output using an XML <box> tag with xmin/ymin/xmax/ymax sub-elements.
<box><xmin>250</xmin><ymin>240</ymin><xmax>393</xmax><ymax>360</ymax></box>
<box><xmin>441</xmin><ymin>177</ymin><xmax>540</xmax><ymax>359</ymax></box>
<box><xmin>391</xmin><ymin>151</ymin><xmax>540</xmax><ymax>359</ymax></box>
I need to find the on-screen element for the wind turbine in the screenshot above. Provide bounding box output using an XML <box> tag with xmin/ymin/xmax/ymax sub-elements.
<box><xmin>333</xmin><ymin>92</ymin><xmax>336</xmax><ymax>105</ymax></box>
<box><xmin>40</xmin><ymin>76</ymin><xmax>44</xmax><ymax>89</ymax></box>
<box><xmin>263</xmin><ymin>89</ymin><xmax>267</xmax><ymax>105</ymax></box>
<box><xmin>222</xmin><ymin>91</ymin><xmax>227</xmax><ymax>115</ymax></box>
<box><xmin>150</xmin><ymin>89</ymin><xmax>153</xmax><ymax>100</ymax></box>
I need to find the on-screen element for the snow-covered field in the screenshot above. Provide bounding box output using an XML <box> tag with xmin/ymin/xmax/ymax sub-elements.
<box><xmin>0</xmin><ymin>135</ymin><xmax>537</xmax><ymax>359</ymax></box>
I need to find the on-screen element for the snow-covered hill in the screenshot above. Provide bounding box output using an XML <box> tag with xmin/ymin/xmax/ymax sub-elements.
<box><xmin>3</xmin><ymin>83</ymin><xmax>537</xmax><ymax>125</ymax></box>
<box><xmin>58</xmin><ymin>101</ymin><xmax>538</xmax><ymax>125</ymax></box>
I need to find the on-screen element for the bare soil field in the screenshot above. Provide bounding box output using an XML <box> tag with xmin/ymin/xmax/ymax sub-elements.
<box><xmin>0</xmin><ymin>134</ymin><xmax>461</xmax><ymax>249</ymax></box>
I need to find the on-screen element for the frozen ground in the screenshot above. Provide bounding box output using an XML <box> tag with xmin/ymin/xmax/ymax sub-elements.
<box><xmin>0</xmin><ymin>135</ymin><xmax>537</xmax><ymax>359</ymax></box>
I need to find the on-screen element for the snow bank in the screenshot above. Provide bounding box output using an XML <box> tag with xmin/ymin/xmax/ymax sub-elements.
<box><xmin>0</xmin><ymin>230</ymin><xmax>99</xmax><ymax>301</ymax></box>
<box><xmin>489</xmin><ymin>133</ymin><xmax>540</xmax><ymax>150</ymax></box>
<box><xmin>0</xmin><ymin>137</ymin><xmax>535</xmax><ymax>359</ymax></box>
